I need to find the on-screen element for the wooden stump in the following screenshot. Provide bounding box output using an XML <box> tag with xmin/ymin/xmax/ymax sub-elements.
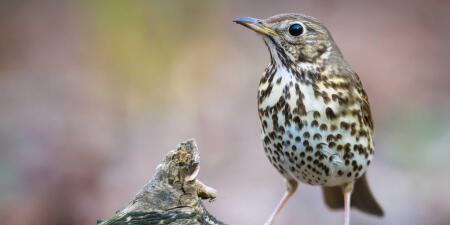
<box><xmin>97</xmin><ymin>139</ymin><xmax>225</xmax><ymax>225</ymax></box>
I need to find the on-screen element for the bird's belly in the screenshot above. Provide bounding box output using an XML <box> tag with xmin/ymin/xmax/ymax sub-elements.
<box><xmin>260</xmin><ymin>108</ymin><xmax>373</xmax><ymax>187</ymax></box>
<box><xmin>258</xmin><ymin>68</ymin><xmax>374</xmax><ymax>186</ymax></box>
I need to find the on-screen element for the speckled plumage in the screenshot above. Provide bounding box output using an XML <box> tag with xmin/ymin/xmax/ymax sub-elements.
<box><xmin>258</xmin><ymin>35</ymin><xmax>374</xmax><ymax>187</ymax></box>
<box><xmin>235</xmin><ymin>13</ymin><xmax>383</xmax><ymax>225</ymax></box>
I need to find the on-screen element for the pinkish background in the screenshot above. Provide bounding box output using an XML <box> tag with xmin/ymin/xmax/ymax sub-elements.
<box><xmin>0</xmin><ymin>0</ymin><xmax>449</xmax><ymax>225</ymax></box>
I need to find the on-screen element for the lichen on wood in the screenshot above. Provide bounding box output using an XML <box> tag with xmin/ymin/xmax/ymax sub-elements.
<box><xmin>98</xmin><ymin>139</ymin><xmax>225</xmax><ymax>225</ymax></box>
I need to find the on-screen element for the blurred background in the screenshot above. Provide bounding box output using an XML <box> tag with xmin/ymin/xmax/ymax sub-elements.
<box><xmin>1</xmin><ymin>0</ymin><xmax>449</xmax><ymax>224</ymax></box>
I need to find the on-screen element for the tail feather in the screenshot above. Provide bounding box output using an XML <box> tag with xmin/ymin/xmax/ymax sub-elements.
<box><xmin>322</xmin><ymin>174</ymin><xmax>384</xmax><ymax>217</ymax></box>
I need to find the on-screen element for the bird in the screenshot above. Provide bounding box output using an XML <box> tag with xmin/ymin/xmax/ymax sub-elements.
<box><xmin>234</xmin><ymin>14</ymin><xmax>384</xmax><ymax>225</ymax></box>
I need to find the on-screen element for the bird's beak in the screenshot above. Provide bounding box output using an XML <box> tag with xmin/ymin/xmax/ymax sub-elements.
<box><xmin>233</xmin><ymin>17</ymin><xmax>279</xmax><ymax>37</ymax></box>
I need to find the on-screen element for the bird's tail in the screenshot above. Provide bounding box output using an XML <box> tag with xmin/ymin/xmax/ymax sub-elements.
<box><xmin>322</xmin><ymin>174</ymin><xmax>384</xmax><ymax>216</ymax></box>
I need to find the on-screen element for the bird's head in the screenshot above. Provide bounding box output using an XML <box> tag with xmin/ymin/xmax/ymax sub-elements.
<box><xmin>234</xmin><ymin>13</ymin><xmax>344</xmax><ymax>68</ymax></box>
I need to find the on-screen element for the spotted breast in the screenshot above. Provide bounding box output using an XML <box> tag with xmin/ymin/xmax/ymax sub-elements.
<box><xmin>258</xmin><ymin>56</ymin><xmax>373</xmax><ymax>187</ymax></box>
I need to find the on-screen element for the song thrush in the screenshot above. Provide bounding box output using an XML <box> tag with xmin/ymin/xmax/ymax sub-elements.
<box><xmin>234</xmin><ymin>14</ymin><xmax>384</xmax><ymax>225</ymax></box>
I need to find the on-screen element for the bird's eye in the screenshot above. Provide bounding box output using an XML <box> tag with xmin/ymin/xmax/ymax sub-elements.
<box><xmin>288</xmin><ymin>23</ymin><xmax>304</xmax><ymax>36</ymax></box>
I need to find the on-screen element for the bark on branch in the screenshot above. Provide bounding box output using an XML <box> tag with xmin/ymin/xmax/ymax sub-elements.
<box><xmin>97</xmin><ymin>139</ymin><xmax>225</xmax><ymax>225</ymax></box>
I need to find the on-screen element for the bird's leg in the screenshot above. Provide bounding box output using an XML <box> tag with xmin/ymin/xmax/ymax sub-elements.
<box><xmin>343</xmin><ymin>182</ymin><xmax>354</xmax><ymax>225</ymax></box>
<box><xmin>264</xmin><ymin>179</ymin><xmax>298</xmax><ymax>225</ymax></box>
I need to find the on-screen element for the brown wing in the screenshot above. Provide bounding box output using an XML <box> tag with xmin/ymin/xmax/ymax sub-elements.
<box><xmin>353</xmin><ymin>74</ymin><xmax>374</xmax><ymax>131</ymax></box>
<box><xmin>322</xmin><ymin>74</ymin><xmax>381</xmax><ymax>216</ymax></box>
<box><xmin>359</xmin><ymin>86</ymin><xmax>374</xmax><ymax>130</ymax></box>
<box><xmin>325</xmin><ymin>73</ymin><xmax>374</xmax><ymax>132</ymax></box>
